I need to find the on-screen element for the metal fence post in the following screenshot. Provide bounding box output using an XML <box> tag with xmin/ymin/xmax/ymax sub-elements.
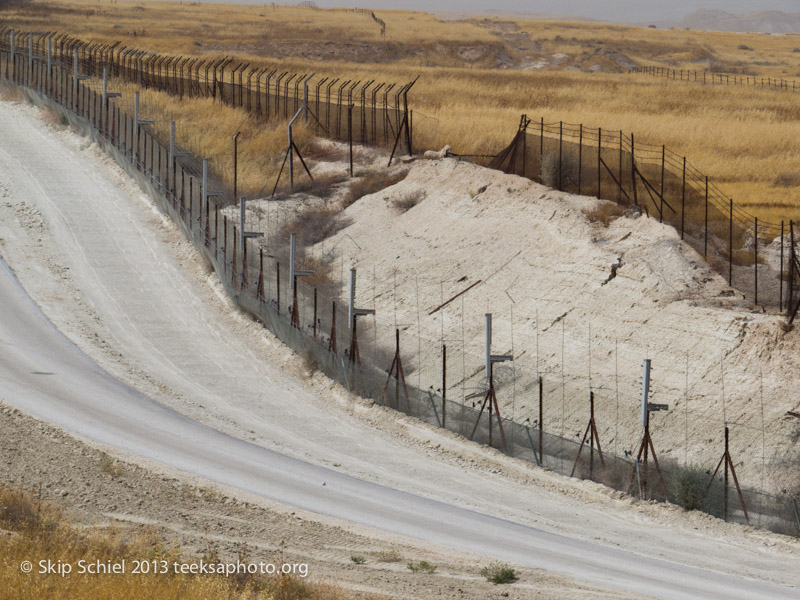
<box><xmin>704</xmin><ymin>176</ymin><xmax>708</xmax><ymax>257</ymax></box>
<box><xmin>754</xmin><ymin>217</ymin><xmax>758</xmax><ymax>306</ymax></box>
<box><xmin>73</xmin><ymin>49</ymin><xmax>78</xmax><ymax>112</ymax></box>
<box><xmin>729</xmin><ymin>199</ymin><xmax>733</xmax><ymax>286</ymax></box>
<box><xmin>597</xmin><ymin>127</ymin><xmax>602</xmax><ymax>198</ymax></box>
<box><xmin>780</xmin><ymin>220</ymin><xmax>785</xmax><ymax>311</ymax></box>
<box><xmin>558</xmin><ymin>121</ymin><xmax>563</xmax><ymax>191</ymax></box>
<box><xmin>681</xmin><ymin>157</ymin><xmax>686</xmax><ymax>239</ymax></box>
<box><xmin>9</xmin><ymin>29</ymin><xmax>15</xmax><ymax>82</ymax></box>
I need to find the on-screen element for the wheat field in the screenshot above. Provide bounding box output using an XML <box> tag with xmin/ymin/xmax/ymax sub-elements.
<box><xmin>4</xmin><ymin>0</ymin><xmax>800</xmax><ymax>221</ymax></box>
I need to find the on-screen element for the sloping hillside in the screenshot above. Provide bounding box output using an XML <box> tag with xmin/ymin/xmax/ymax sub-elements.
<box><xmin>306</xmin><ymin>156</ymin><xmax>799</xmax><ymax>493</ymax></box>
<box><xmin>679</xmin><ymin>10</ymin><xmax>800</xmax><ymax>34</ymax></box>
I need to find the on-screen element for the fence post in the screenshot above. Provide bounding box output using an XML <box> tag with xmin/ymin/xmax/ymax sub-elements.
<box><xmin>9</xmin><ymin>29</ymin><xmax>14</xmax><ymax>82</ymax></box>
<box><xmin>618</xmin><ymin>131</ymin><xmax>623</xmax><ymax>202</ymax></box>
<box><xmin>442</xmin><ymin>344</ymin><xmax>447</xmax><ymax>429</ymax></box>
<box><xmin>597</xmin><ymin>127</ymin><xmax>602</xmax><ymax>198</ymax></box>
<box><xmin>538</xmin><ymin>375</ymin><xmax>543</xmax><ymax>464</ymax></box>
<box><xmin>577</xmin><ymin>124</ymin><xmax>582</xmax><ymax>195</ymax></box>
<box><xmin>73</xmin><ymin>49</ymin><xmax>78</xmax><ymax>112</ymax></box>
<box><xmin>630</xmin><ymin>132</ymin><xmax>637</xmax><ymax>207</ymax></box>
<box><xmin>780</xmin><ymin>221</ymin><xmax>785</xmax><ymax>311</ymax></box>
<box><xmin>704</xmin><ymin>176</ymin><xmax>709</xmax><ymax>257</ymax></box>
<box><xmin>754</xmin><ymin>217</ymin><xmax>758</xmax><ymax>306</ymax></box>
<box><xmin>540</xmin><ymin>117</ymin><xmax>544</xmax><ymax>173</ymax></box>
<box><xmin>729</xmin><ymin>199</ymin><xmax>733</xmax><ymax>286</ymax></box>
<box><xmin>27</xmin><ymin>33</ymin><xmax>33</xmax><ymax>81</ymax></box>
<box><xmin>660</xmin><ymin>145</ymin><xmax>665</xmax><ymax>223</ymax></box>
<box><xmin>521</xmin><ymin>115</ymin><xmax>527</xmax><ymax>179</ymax></box>
<box><xmin>46</xmin><ymin>36</ymin><xmax>51</xmax><ymax>93</ymax></box>
<box><xmin>348</xmin><ymin>103</ymin><xmax>353</xmax><ymax>177</ymax></box>
<box><xmin>558</xmin><ymin>121</ymin><xmax>563</xmax><ymax>191</ymax></box>
<box><xmin>789</xmin><ymin>222</ymin><xmax>795</xmax><ymax>316</ymax></box>
<box><xmin>202</xmin><ymin>158</ymin><xmax>209</xmax><ymax>233</ymax></box>
<box><xmin>133</xmin><ymin>91</ymin><xmax>140</xmax><ymax>165</ymax></box>
<box><xmin>169</xmin><ymin>121</ymin><xmax>175</xmax><ymax>198</ymax></box>
<box><xmin>681</xmin><ymin>157</ymin><xmax>686</xmax><ymax>239</ymax></box>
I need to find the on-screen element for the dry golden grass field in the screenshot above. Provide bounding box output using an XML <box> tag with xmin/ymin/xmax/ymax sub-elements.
<box><xmin>0</xmin><ymin>485</ymin><xmax>364</xmax><ymax>600</ymax></box>
<box><xmin>3</xmin><ymin>0</ymin><xmax>800</xmax><ymax>221</ymax></box>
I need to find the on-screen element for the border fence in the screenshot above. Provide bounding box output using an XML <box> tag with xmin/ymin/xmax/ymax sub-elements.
<box><xmin>490</xmin><ymin>115</ymin><xmax>800</xmax><ymax>318</ymax></box>
<box><xmin>631</xmin><ymin>65</ymin><xmax>800</xmax><ymax>93</ymax></box>
<box><xmin>0</xmin><ymin>26</ymin><xmax>414</xmax><ymax>162</ymax></box>
<box><xmin>1</xmin><ymin>31</ymin><xmax>799</xmax><ymax>539</ymax></box>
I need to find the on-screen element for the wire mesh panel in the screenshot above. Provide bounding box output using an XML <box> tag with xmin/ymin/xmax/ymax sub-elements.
<box><xmin>491</xmin><ymin>116</ymin><xmax>788</xmax><ymax>312</ymax></box>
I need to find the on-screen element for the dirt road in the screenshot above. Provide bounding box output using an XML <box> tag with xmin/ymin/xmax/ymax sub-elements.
<box><xmin>0</xmin><ymin>97</ymin><xmax>797</xmax><ymax>599</ymax></box>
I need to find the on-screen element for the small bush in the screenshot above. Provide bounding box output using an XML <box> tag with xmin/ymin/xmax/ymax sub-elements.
<box><xmin>793</xmin><ymin>48</ymin><xmax>800</xmax><ymax>53</ymax></box>
<box><xmin>480</xmin><ymin>561</ymin><xmax>517</xmax><ymax>584</ymax></box>
<box><xmin>541</xmin><ymin>151</ymin><xmax>579</xmax><ymax>191</ymax></box>
<box><xmin>350</xmin><ymin>555</ymin><xmax>366</xmax><ymax>565</ymax></box>
<box><xmin>375</xmin><ymin>549</ymin><xmax>402</xmax><ymax>562</ymax></box>
<box><xmin>99</xmin><ymin>453</ymin><xmax>125</xmax><ymax>479</ymax></box>
<box><xmin>0</xmin><ymin>485</ymin><xmax>60</xmax><ymax>532</ymax></box>
<box><xmin>669</xmin><ymin>464</ymin><xmax>709</xmax><ymax>511</ymax></box>
<box><xmin>407</xmin><ymin>560</ymin><xmax>437</xmax><ymax>573</ymax></box>
<box><xmin>737</xmin><ymin>44</ymin><xmax>753</xmax><ymax>51</ymax></box>
<box><xmin>583</xmin><ymin>201</ymin><xmax>626</xmax><ymax>227</ymax></box>
<box><xmin>301</xmin><ymin>347</ymin><xmax>318</xmax><ymax>377</ymax></box>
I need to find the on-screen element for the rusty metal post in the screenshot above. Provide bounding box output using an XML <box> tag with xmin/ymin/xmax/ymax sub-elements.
<box><xmin>313</xmin><ymin>288</ymin><xmax>318</xmax><ymax>339</ymax></box>
<box><xmin>724</xmin><ymin>426</ymin><xmax>730</xmax><ymax>521</ymax></box>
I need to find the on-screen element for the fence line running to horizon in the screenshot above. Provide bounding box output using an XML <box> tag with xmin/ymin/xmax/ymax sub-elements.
<box><xmin>490</xmin><ymin>115</ymin><xmax>800</xmax><ymax>317</ymax></box>
<box><xmin>2</xmin><ymin>41</ymin><xmax>799</xmax><ymax>540</ymax></box>
<box><xmin>630</xmin><ymin>65</ymin><xmax>800</xmax><ymax>93</ymax></box>
<box><xmin>0</xmin><ymin>26</ymin><xmax>415</xmax><ymax>173</ymax></box>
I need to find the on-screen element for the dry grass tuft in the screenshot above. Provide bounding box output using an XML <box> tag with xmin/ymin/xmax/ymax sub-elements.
<box><xmin>775</xmin><ymin>172</ymin><xmax>800</xmax><ymax>188</ymax></box>
<box><xmin>343</xmin><ymin>170</ymin><xmax>408</xmax><ymax>208</ymax></box>
<box><xmin>0</xmin><ymin>485</ymin><xmax>380</xmax><ymax>600</ymax></box>
<box><xmin>392</xmin><ymin>189</ymin><xmax>426</xmax><ymax>213</ymax></box>
<box><xmin>98</xmin><ymin>453</ymin><xmax>125</xmax><ymax>479</ymax></box>
<box><xmin>583</xmin><ymin>201</ymin><xmax>627</xmax><ymax>227</ymax></box>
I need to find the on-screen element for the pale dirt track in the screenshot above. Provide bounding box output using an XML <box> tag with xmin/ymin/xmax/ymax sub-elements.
<box><xmin>0</xmin><ymin>98</ymin><xmax>798</xmax><ymax>599</ymax></box>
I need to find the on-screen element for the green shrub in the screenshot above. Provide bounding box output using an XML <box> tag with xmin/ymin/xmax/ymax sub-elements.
<box><xmin>669</xmin><ymin>464</ymin><xmax>709</xmax><ymax>511</ymax></box>
<box><xmin>407</xmin><ymin>560</ymin><xmax>437</xmax><ymax>573</ymax></box>
<box><xmin>480</xmin><ymin>561</ymin><xmax>517</xmax><ymax>584</ymax></box>
<box><xmin>350</xmin><ymin>555</ymin><xmax>366</xmax><ymax>565</ymax></box>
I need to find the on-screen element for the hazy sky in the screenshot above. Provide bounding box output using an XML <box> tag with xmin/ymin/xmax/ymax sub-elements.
<box><xmin>304</xmin><ymin>1</ymin><xmax>798</xmax><ymax>22</ymax></box>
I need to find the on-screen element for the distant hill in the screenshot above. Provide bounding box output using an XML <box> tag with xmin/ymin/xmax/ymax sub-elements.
<box><xmin>677</xmin><ymin>9</ymin><xmax>800</xmax><ymax>34</ymax></box>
